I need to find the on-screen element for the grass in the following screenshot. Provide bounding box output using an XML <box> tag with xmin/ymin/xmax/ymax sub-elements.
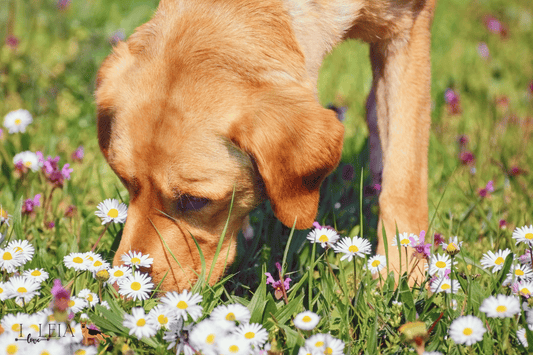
<box><xmin>0</xmin><ymin>0</ymin><xmax>533</xmax><ymax>354</ymax></box>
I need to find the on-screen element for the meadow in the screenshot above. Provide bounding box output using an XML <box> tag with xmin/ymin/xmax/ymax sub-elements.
<box><xmin>0</xmin><ymin>0</ymin><xmax>533</xmax><ymax>354</ymax></box>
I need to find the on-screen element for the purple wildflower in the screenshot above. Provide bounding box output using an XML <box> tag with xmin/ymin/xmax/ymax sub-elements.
<box><xmin>312</xmin><ymin>221</ymin><xmax>336</xmax><ymax>231</ymax></box>
<box><xmin>57</xmin><ymin>0</ymin><xmax>71</xmax><ymax>10</ymax></box>
<box><xmin>71</xmin><ymin>146</ymin><xmax>84</xmax><ymax>163</ymax></box>
<box><xmin>484</xmin><ymin>15</ymin><xmax>505</xmax><ymax>36</ymax></box>
<box><xmin>65</xmin><ymin>205</ymin><xmax>77</xmax><ymax>218</ymax></box>
<box><xmin>499</xmin><ymin>219</ymin><xmax>507</xmax><ymax>229</ymax></box>
<box><xmin>265</xmin><ymin>262</ymin><xmax>291</xmax><ymax>300</ymax></box>
<box><xmin>410</xmin><ymin>230</ymin><xmax>431</xmax><ymax>259</ymax></box>
<box><xmin>22</xmin><ymin>194</ymin><xmax>41</xmax><ymax>215</ymax></box>
<box><xmin>46</xmin><ymin>221</ymin><xmax>55</xmax><ymax>229</ymax></box>
<box><xmin>444</xmin><ymin>89</ymin><xmax>461</xmax><ymax>115</ymax></box>
<box><xmin>477</xmin><ymin>42</ymin><xmax>490</xmax><ymax>59</ymax></box>
<box><xmin>459</xmin><ymin>151</ymin><xmax>475</xmax><ymax>166</ymax></box>
<box><xmin>479</xmin><ymin>180</ymin><xmax>494</xmax><ymax>198</ymax></box>
<box><xmin>509</xmin><ymin>166</ymin><xmax>526</xmax><ymax>177</ymax></box>
<box><xmin>39</xmin><ymin>154</ymin><xmax>73</xmax><ymax>188</ymax></box>
<box><xmin>433</xmin><ymin>233</ymin><xmax>445</xmax><ymax>248</ymax></box>
<box><xmin>457</xmin><ymin>135</ymin><xmax>469</xmax><ymax>147</ymax></box>
<box><xmin>5</xmin><ymin>35</ymin><xmax>19</xmax><ymax>49</ymax></box>
<box><xmin>51</xmin><ymin>279</ymin><xmax>70</xmax><ymax>313</ymax></box>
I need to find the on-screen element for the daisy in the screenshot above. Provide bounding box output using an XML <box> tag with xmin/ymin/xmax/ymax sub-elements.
<box><xmin>100</xmin><ymin>301</ymin><xmax>111</xmax><ymax>310</ymax></box>
<box><xmin>430</xmin><ymin>276</ymin><xmax>460</xmax><ymax>294</ymax></box>
<box><xmin>210</xmin><ymin>303</ymin><xmax>251</xmax><ymax>325</ymax></box>
<box><xmin>8</xmin><ymin>239</ymin><xmax>35</xmax><ymax>263</ymax></box>
<box><xmin>189</xmin><ymin>319</ymin><xmax>223</xmax><ymax>353</ymax></box>
<box><xmin>305</xmin><ymin>333</ymin><xmax>328</xmax><ymax>353</ymax></box>
<box><xmin>3</xmin><ymin>109</ymin><xmax>32</xmax><ymax>133</ymax></box>
<box><xmin>121</xmin><ymin>250</ymin><xmax>153</xmax><ymax>268</ymax></box>
<box><xmin>306</xmin><ymin>228</ymin><xmax>340</xmax><ymax>248</ymax></box>
<box><xmin>323</xmin><ymin>334</ymin><xmax>345</xmax><ymax>355</ymax></box>
<box><xmin>298</xmin><ymin>346</ymin><xmax>322</xmax><ymax>355</ymax></box>
<box><xmin>95</xmin><ymin>198</ymin><xmax>128</xmax><ymax>224</ymax></box>
<box><xmin>32</xmin><ymin>340</ymin><xmax>65</xmax><ymax>355</ymax></box>
<box><xmin>503</xmin><ymin>264</ymin><xmax>533</xmax><ymax>285</ymax></box>
<box><xmin>517</xmin><ymin>325</ymin><xmax>533</xmax><ymax>348</ymax></box>
<box><xmin>67</xmin><ymin>296</ymin><xmax>88</xmax><ymax>313</ymax></box>
<box><xmin>23</xmin><ymin>268</ymin><xmax>49</xmax><ymax>283</ymax></box>
<box><xmin>515</xmin><ymin>281</ymin><xmax>533</xmax><ymax>297</ymax></box>
<box><xmin>69</xmin><ymin>345</ymin><xmax>98</xmax><ymax>355</ymax></box>
<box><xmin>86</xmin><ymin>256</ymin><xmax>110</xmax><ymax>273</ymax></box>
<box><xmin>123</xmin><ymin>307</ymin><xmax>158</xmax><ymax>340</ymax></box>
<box><xmin>0</xmin><ymin>206</ymin><xmax>12</xmax><ymax>226</ymax></box>
<box><xmin>13</xmin><ymin>151</ymin><xmax>41</xmax><ymax>172</ymax></box>
<box><xmin>148</xmin><ymin>304</ymin><xmax>175</xmax><ymax>330</ymax></box>
<box><xmin>161</xmin><ymin>290</ymin><xmax>203</xmax><ymax>321</ymax></box>
<box><xmin>441</xmin><ymin>236</ymin><xmax>463</xmax><ymax>256</ymax></box>
<box><xmin>448</xmin><ymin>315</ymin><xmax>486</xmax><ymax>346</ymax></box>
<box><xmin>513</xmin><ymin>225</ymin><xmax>533</xmax><ymax>247</ymax></box>
<box><xmin>332</xmin><ymin>236</ymin><xmax>371</xmax><ymax>262</ymax></box>
<box><xmin>0</xmin><ymin>247</ymin><xmax>25</xmax><ymax>272</ymax></box>
<box><xmin>217</xmin><ymin>334</ymin><xmax>251</xmax><ymax>355</ymax></box>
<box><xmin>479</xmin><ymin>294</ymin><xmax>520</xmax><ymax>318</ymax></box>
<box><xmin>392</xmin><ymin>232</ymin><xmax>416</xmax><ymax>248</ymax></box>
<box><xmin>78</xmin><ymin>289</ymin><xmax>99</xmax><ymax>307</ymax></box>
<box><xmin>1</xmin><ymin>313</ymin><xmax>28</xmax><ymax>335</ymax></box>
<box><xmin>428</xmin><ymin>253</ymin><xmax>454</xmax><ymax>277</ymax></box>
<box><xmin>480</xmin><ymin>249</ymin><xmax>512</xmax><ymax>273</ymax></box>
<box><xmin>108</xmin><ymin>265</ymin><xmax>132</xmax><ymax>284</ymax></box>
<box><xmin>7</xmin><ymin>275</ymin><xmax>40</xmax><ymax>301</ymax></box>
<box><xmin>293</xmin><ymin>310</ymin><xmax>320</xmax><ymax>331</ymax></box>
<box><xmin>234</xmin><ymin>322</ymin><xmax>268</xmax><ymax>348</ymax></box>
<box><xmin>118</xmin><ymin>272</ymin><xmax>154</xmax><ymax>301</ymax></box>
<box><xmin>367</xmin><ymin>254</ymin><xmax>387</xmax><ymax>275</ymax></box>
<box><xmin>0</xmin><ymin>336</ymin><xmax>28</xmax><ymax>355</ymax></box>
<box><xmin>0</xmin><ymin>281</ymin><xmax>9</xmax><ymax>301</ymax></box>
<box><xmin>63</xmin><ymin>252</ymin><xmax>91</xmax><ymax>271</ymax></box>
<box><xmin>61</xmin><ymin>321</ymin><xmax>84</xmax><ymax>344</ymax></box>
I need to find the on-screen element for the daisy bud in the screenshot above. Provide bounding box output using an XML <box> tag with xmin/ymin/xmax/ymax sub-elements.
<box><xmin>96</xmin><ymin>269</ymin><xmax>110</xmax><ymax>282</ymax></box>
<box><xmin>399</xmin><ymin>321</ymin><xmax>428</xmax><ymax>348</ymax></box>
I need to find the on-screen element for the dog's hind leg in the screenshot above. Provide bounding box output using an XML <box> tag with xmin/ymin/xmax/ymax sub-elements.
<box><xmin>368</xmin><ymin>1</ymin><xmax>435</xmax><ymax>286</ymax></box>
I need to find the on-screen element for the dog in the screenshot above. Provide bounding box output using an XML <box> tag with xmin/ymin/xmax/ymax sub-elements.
<box><xmin>96</xmin><ymin>0</ymin><xmax>435</xmax><ymax>291</ymax></box>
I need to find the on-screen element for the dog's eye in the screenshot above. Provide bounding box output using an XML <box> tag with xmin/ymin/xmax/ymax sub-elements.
<box><xmin>177</xmin><ymin>195</ymin><xmax>210</xmax><ymax>211</ymax></box>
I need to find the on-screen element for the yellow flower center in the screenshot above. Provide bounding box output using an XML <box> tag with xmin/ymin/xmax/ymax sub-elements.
<box><xmin>348</xmin><ymin>245</ymin><xmax>359</xmax><ymax>253</ymax></box>
<box><xmin>495</xmin><ymin>257</ymin><xmax>504</xmax><ymax>265</ymax></box>
<box><xmin>229</xmin><ymin>345</ymin><xmax>239</xmax><ymax>353</ymax></box>
<box><xmin>41</xmin><ymin>351</ymin><xmax>51</xmax><ymax>355</ymax></box>
<box><xmin>325</xmin><ymin>347</ymin><xmax>333</xmax><ymax>355</ymax></box>
<box><xmin>114</xmin><ymin>270</ymin><xmax>124</xmax><ymax>277</ymax></box>
<box><xmin>463</xmin><ymin>328</ymin><xmax>473</xmax><ymax>336</ymax></box>
<box><xmin>315</xmin><ymin>341</ymin><xmax>324</xmax><ymax>347</ymax></box>
<box><xmin>441</xmin><ymin>284</ymin><xmax>451</xmax><ymax>290</ymax></box>
<box><xmin>245</xmin><ymin>331</ymin><xmax>255</xmax><ymax>339</ymax></box>
<box><xmin>318</xmin><ymin>235</ymin><xmax>329</xmax><ymax>243</ymax></box>
<box><xmin>131</xmin><ymin>282</ymin><xmax>141</xmax><ymax>291</ymax></box>
<box><xmin>30</xmin><ymin>324</ymin><xmax>39</xmax><ymax>332</ymax></box>
<box><xmin>158</xmin><ymin>314</ymin><xmax>168</xmax><ymax>325</ymax></box>
<box><xmin>522</xmin><ymin>288</ymin><xmax>531</xmax><ymax>295</ymax></box>
<box><xmin>0</xmin><ymin>287</ymin><xmax>3</xmax><ymax>294</ymax></box>
<box><xmin>73</xmin><ymin>256</ymin><xmax>84</xmax><ymax>264</ymax></box>
<box><xmin>3</xmin><ymin>252</ymin><xmax>12</xmax><ymax>260</ymax></box>
<box><xmin>226</xmin><ymin>312</ymin><xmax>236</xmax><ymax>321</ymax></box>
<box><xmin>31</xmin><ymin>270</ymin><xmax>41</xmax><ymax>276</ymax></box>
<box><xmin>0</xmin><ymin>208</ymin><xmax>8</xmax><ymax>219</ymax></box>
<box><xmin>496</xmin><ymin>305</ymin><xmax>507</xmax><ymax>313</ymax></box>
<box><xmin>136</xmin><ymin>319</ymin><xmax>146</xmax><ymax>327</ymax></box>
<box><xmin>446</xmin><ymin>244</ymin><xmax>458</xmax><ymax>252</ymax></box>
<box><xmin>11</xmin><ymin>324</ymin><xmax>20</xmax><ymax>332</ymax></box>
<box><xmin>177</xmin><ymin>301</ymin><xmax>188</xmax><ymax>309</ymax></box>
<box><xmin>74</xmin><ymin>350</ymin><xmax>87</xmax><ymax>355</ymax></box>
<box><xmin>435</xmin><ymin>261</ymin><xmax>447</xmax><ymax>268</ymax></box>
<box><xmin>94</xmin><ymin>260</ymin><xmax>102</xmax><ymax>267</ymax></box>
<box><xmin>87</xmin><ymin>294</ymin><xmax>93</xmax><ymax>302</ymax></box>
<box><xmin>17</xmin><ymin>287</ymin><xmax>27</xmax><ymax>293</ymax></box>
<box><xmin>206</xmin><ymin>334</ymin><xmax>215</xmax><ymax>344</ymax></box>
<box><xmin>516</xmin><ymin>269</ymin><xmax>525</xmax><ymax>276</ymax></box>
<box><xmin>24</xmin><ymin>161</ymin><xmax>32</xmax><ymax>167</ymax></box>
<box><xmin>107</xmin><ymin>208</ymin><xmax>119</xmax><ymax>218</ymax></box>
<box><xmin>6</xmin><ymin>344</ymin><xmax>18</xmax><ymax>355</ymax></box>
<box><xmin>372</xmin><ymin>260</ymin><xmax>381</xmax><ymax>267</ymax></box>
<box><xmin>14</xmin><ymin>119</ymin><xmax>22</xmax><ymax>125</ymax></box>
<box><xmin>131</xmin><ymin>257</ymin><xmax>141</xmax><ymax>265</ymax></box>
<box><xmin>86</xmin><ymin>256</ymin><xmax>94</xmax><ymax>261</ymax></box>
<box><xmin>68</xmin><ymin>300</ymin><xmax>75</xmax><ymax>307</ymax></box>
<box><xmin>14</xmin><ymin>247</ymin><xmax>23</xmax><ymax>253</ymax></box>
<box><xmin>526</xmin><ymin>233</ymin><xmax>533</xmax><ymax>240</ymax></box>
<box><xmin>302</xmin><ymin>315</ymin><xmax>312</xmax><ymax>323</ymax></box>
<box><xmin>400</xmin><ymin>239</ymin><xmax>410</xmax><ymax>245</ymax></box>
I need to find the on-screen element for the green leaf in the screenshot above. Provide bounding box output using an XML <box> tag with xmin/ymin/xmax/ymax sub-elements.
<box><xmin>12</xmin><ymin>196</ymin><xmax>24</xmax><ymax>240</ymax></box>
<box><xmin>273</xmin><ymin>292</ymin><xmax>305</xmax><ymax>325</ymax></box>
<box><xmin>399</xmin><ymin>278</ymin><xmax>416</xmax><ymax>322</ymax></box>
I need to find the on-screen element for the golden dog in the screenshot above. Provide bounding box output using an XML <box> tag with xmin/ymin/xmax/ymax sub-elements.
<box><xmin>96</xmin><ymin>0</ymin><xmax>435</xmax><ymax>290</ymax></box>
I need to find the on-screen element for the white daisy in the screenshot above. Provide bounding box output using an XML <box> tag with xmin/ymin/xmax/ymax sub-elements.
<box><xmin>367</xmin><ymin>254</ymin><xmax>387</xmax><ymax>275</ymax></box>
<box><xmin>67</xmin><ymin>296</ymin><xmax>88</xmax><ymax>314</ymax></box>
<box><xmin>63</xmin><ymin>252</ymin><xmax>91</xmax><ymax>271</ymax></box>
<box><xmin>1</xmin><ymin>313</ymin><xmax>28</xmax><ymax>335</ymax></box>
<box><xmin>160</xmin><ymin>290</ymin><xmax>203</xmax><ymax>321</ymax></box>
<box><xmin>23</xmin><ymin>268</ymin><xmax>49</xmax><ymax>283</ymax></box>
<box><xmin>0</xmin><ymin>206</ymin><xmax>12</xmax><ymax>226</ymax></box>
<box><xmin>517</xmin><ymin>324</ymin><xmax>533</xmax><ymax>348</ymax></box>
<box><xmin>121</xmin><ymin>250</ymin><xmax>153</xmax><ymax>268</ymax></box>
<box><xmin>108</xmin><ymin>265</ymin><xmax>132</xmax><ymax>284</ymax></box>
<box><xmin>513</xmin><ymin>225</ymin><xmax>533</xmax><ymax>247</ymax></box>
<box><xmin>217</xmin><ymin>334</ymin><xmax>251</xmax><ymax>355</ymax></box>
<box><xmin>480</xmin><ymin>249</ymin><xmax>512</xmax><ymax>272</ymax></box>
<box><xmin>515</xmin><ymin>281</ymin><xmax>533</xmax><ymax>297</ymax></box>
<box><xmin>3</xmin><ymin>109</ymin><xmax>33</xmax><ymax>133</ymax></box>
<box><xmin>95</xmin><ymin>198</ymin><xmax>128</xmax><ymax>224</ymax></box>
<box><xmin>479</xmin><ymin>294</ymin><xmax>520</xmax><ymax>318</ymax></box>
<box><xmin>86</xmin><ymin>256</ymin><xmax>110</xmax><ymax>273</ymax></box>
<box><xmin>306</xmin><ymin>228</ymin><xmax>340</xmax><ymax>248</ymax></box>
<box><xmin>428</xmin><ymin>253</ymin><xmax>454</xmax><ymax>277</ymax></box>
<box><xmin>293</xmin><ymin>310</ymin><xmax>320</xmax><ymax>331</ymax></box>
<box><xmin>0</xmin><ymin>247</ymin><xmax>25</xmax><ymax>272</ymax></box>
<box><xmin>0</xmin><ymin>335</ymin><xmax>28</xmax><ymax>355</ymax></box>
<box><xmin>210</xmin><ymin>303</ymin><xmax>251</xmax><ymax>326</ymax></box>
<box><xmin>32</xmin><ymin>340</ymin><xmax>65</xmax><ymax>355</ymax></box>
<box><xmin>323</xmin><ymin>334</ymin><xmax>345</xmax><ymax>355</ymax></box>
<box><xmin>234</xmin><ymin>322</ymin><xmax>268</xmax><ymax>348</ymax></box>
<box><xmin>123</xmin><ymin>307</ymin><xmax>158</xmax><ymax>340</ymax></box>
<box><xmin>13</xmin><ymin>151</ymin><xmax>41</xmax><ymax>172</ymax></box>
<box><xmin>118</xmin><ymin>272</ymin><xmax>154</xmax><ymax>301</ymax></box>
<box><xmin>100</xmin><ymin>300</ymin><xmax>111</xmax><ymax>310</ymax></box>
<box><xmin>78</xmin><ymin>289</ymin><xmax>99</xmax><ymax>307</ymax></box>
<box><xmin>69</xmin><ymin>345</ymin><xmax>98</xmax><ymax>355</ymax></box>
<box><xmin>61</xmin><ymin>321</ymin><xmax>84</xmax><ymax>344</ymax></box>
<box><xmin>448</xmin><ymin>315</ymin><xmax>486</xmax><ymax>346</ymax></box>
<box><xmin>189</xmin><ymin>319</ymin><xmax>223</xmax><ymax>353</ymax></box>
<box><xmin>7</xmin><ymin>275</ymin><xmax>40</xmax><ymax>301</ymax></box>
<box><xmin>441</xmin><ymin>236</ymin><xmax>463</xmax><ymax>256</ymax></box>
<box><xmin>8</xmin><ymin>240</ymin><xmax>35</xmax><ymax>263</ymax></box>
<box><xmin>391</xmin><ymin>232</ymin><xmax>417</xmax><ymax>248</ymax></box>
<box><xmin>148</xmin><ymin>304</ymin><xmax>175</xmax><ymax>330</ymax></box>
<box><xmin>0</xmin><ymin>281</ymin><xmax>9</xmax><ymax>301</ymax></box>
<box><xmin>503</xmin><ymin>264</ymin><xmax>533</xmax><ymax>286</ymax></box>
<box><xmin>332</xmin><ymin>236</ymin><xmax>372</xmax><ymax>262</ymax></box>
<box><xmin>298</xmin><ymin>346</ymin><xmax>322</xmax><ymax>355</ymax></box>
<box><xmin>305</xmin><ymin>333</ymin><xmax>328</xmax><ymax>353</ymax></box>
<box><xmin>430</xmin><ymin>276</ymin><xmax>460</xmax><ymax>294</ymax></box>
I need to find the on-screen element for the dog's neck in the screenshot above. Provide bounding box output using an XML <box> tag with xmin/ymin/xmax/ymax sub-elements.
<box><xmin>282</xmin><ymin>0</ymin><xmax>362</xmax><ymax>87</ymax></box>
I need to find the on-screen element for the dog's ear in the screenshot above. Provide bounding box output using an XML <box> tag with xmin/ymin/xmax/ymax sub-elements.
<box><xmin>229</xmin><ymin>84</ymin><xmax>344</xmax><ymax>229</ymax></box>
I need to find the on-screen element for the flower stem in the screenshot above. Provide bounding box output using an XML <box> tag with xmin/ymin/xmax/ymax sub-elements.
<box><xmin>91</xmin><ymin>223</ymin><xmax>110</xmax><ymax>252</ymax></box>
<box><xmin>308</xmin><ymin>242</ymin><xmax>316</xmax><ymax>311</ymax></box>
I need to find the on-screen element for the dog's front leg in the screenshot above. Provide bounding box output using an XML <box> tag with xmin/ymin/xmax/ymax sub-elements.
<box><xmin>369</xmin><ymin>2</ymin><xmax>435</xmax><ymax>286</ymax></box>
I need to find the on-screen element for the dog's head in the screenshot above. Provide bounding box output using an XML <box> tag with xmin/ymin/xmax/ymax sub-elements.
<box><xmin>95</xmin><ymin>1</ymin><xmax>344</xmax><ymax>291</ymax></box>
